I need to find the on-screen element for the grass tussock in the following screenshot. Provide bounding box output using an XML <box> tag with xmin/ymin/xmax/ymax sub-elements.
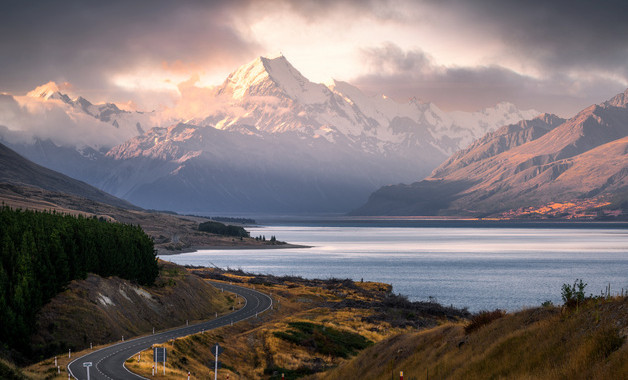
<box><xmin>464</xmin><ymin>309</ymin><xmax>506</xmax><ymax>334</ymax></box>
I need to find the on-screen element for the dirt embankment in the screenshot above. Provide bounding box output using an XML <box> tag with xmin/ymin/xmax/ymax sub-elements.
<box><xmin>30</xmin><ymin>261</ymin><xmax>234</xmax><ymax>358</ymax></box>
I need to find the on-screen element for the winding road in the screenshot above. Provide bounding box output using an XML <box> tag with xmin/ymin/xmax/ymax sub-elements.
<box><xmin>68</xmin><ymin>281</ymin><xmax>272</xmax><ymax>380</ymax></box>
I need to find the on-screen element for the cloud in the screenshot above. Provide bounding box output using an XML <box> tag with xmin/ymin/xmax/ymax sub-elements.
<box><xmin>424</xmin><ymin>0</ymin><xmax>628</xmax><ymax>76</ymax></box>
<box><xmin>354</xmin><ymin>43</ymin><xmax>627</xmax><ymax>116</ymax></box>
<box><xmin>0</xmin><ymin>0</ymin><xmax>260</xmax><ymax>99</ymax></box>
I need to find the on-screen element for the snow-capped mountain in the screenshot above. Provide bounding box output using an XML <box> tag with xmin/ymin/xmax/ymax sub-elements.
<box><xmin>0</xmin><ymin>56</ymin><xmax>539</xmax><ymax>213</ymax></box>
<box><xmin>195</xmin><ymin>56</ymin><xmax>538</xmax><ymax>156</ymax></box>
<box><xmin>22</xmin><ymin>81</ymin><xmax>155</xmax><ymax>146</ymax></box>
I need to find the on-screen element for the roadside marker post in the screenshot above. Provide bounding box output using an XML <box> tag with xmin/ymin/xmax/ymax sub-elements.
<box><xmin>211</xmin><ymin>343</ymin><xmax>224</xmax><ymax>380</ymax></box>
<box><xmin>69</xmin><ymin>349</ymin><xmax>71</xmax><ymax>358</ymax></box>
<box><xmin>90</xmin><ymin>342</ymin><xmax>92</xmax><ymax>350</ymax></box>
<box><xmin>57</xmin><ymin>365</ymin><xmax>60</xmax><ymax>374</ymax></box>
<box><xmin>400</xmin><ymin>370</ymin><xmax>404</xmax><ymax>380</ymax></box>
<box><xmin>54</xmin><ymin>356</ymin><xmax>57</xmax><ymax>367</ymax></box>
<box><xmin>152</xmin><ymin>364</ymin><xmax>155</xmax><ymax>376</ymax></box>
<box><xmin>187</xmin><ymin>371</ymin><xmax>191</xmax><ymax>380</ymax></box>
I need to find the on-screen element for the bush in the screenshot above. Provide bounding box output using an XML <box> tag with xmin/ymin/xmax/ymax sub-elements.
<box><xmin>561</xmin><ymin>279</ymin><xmax>587</xmax><ymax>308</ymax></box>
<box><xmin>465</xmin><ymin>309</ymin><xmax>506</xmax><ymax>334</ymax></box>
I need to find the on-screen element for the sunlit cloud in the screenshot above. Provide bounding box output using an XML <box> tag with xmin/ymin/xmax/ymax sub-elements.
<box><xmin>1</xmin><ymin>0</ymin><xmax>627</xmax><ymax>116</ymax></box>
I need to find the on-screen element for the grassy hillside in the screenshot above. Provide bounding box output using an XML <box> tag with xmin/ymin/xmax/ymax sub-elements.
<box><xmin>323</xmin><ymin>296</ymin><xmax>628</xmax><ymax>379</ymax></box>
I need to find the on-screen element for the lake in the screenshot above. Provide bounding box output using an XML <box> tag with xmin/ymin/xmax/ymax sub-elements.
<box><xmin>159</xmin><ymin>221</ymin><xmax>628</xmax><ymax>312</ymax></box>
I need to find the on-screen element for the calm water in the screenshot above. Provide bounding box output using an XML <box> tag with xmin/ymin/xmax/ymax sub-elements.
<box><xmin>159</xmin><ymin>223</ymin><xmax>628</xmax><ymax>312</ymax></box>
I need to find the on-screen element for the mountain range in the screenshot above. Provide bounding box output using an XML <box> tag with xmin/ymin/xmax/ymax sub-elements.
<box><xmin>353</xmin><ymin>89</ymin><xmax>628</xmax><ymax>218</ymax></box>
<box><xmin>0</xmin><ymin>56</ymin><xmax>537</xmax><ymax>214</ymax></box>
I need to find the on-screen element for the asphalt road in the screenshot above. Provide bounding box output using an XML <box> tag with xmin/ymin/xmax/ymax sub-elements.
<box><xmin>67</xmin><ymin>281</ymin><xmax>272</xmax><ymax>380</ymax></box>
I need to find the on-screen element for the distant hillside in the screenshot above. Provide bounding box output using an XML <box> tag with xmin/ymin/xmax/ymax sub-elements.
<box><xmin>353</xmin><ymin>89</ymin><xmax>628</xmax><ymax>218</ymax></box>
<box><xmin>0</xmin><ymin>141</ymin><xmax>137</xmax><ymax>210</ymax></box>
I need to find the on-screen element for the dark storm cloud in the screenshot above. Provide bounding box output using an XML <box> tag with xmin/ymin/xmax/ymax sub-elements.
<box><xmin>426</xmin><ymin>0</ymin><xmax>628</xmax><ymax>75</ymax></box>
<box><xmin>355</xmin><ymin>43</ymin><xmax>627</xmax><ymax>116</ymax></box>
<box><xmin>0</xmin><ymin>0</ymin><xmax>258</xmax><ymax>94</ymax></box>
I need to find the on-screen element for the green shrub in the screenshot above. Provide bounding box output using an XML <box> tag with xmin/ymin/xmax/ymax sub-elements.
<box><xmin>561</xmin><ymin>279</ymin><xmax>587</xmax><ymax>308</ymax></box>
<box><xmin>273</xmin><ymin>321</ymin><xmax>372</xmax><ymax>358</ymax></box>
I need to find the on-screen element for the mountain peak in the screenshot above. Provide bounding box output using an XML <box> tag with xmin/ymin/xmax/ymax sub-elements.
<box><xmin>27</xmin><ymin>81</ymin><xmax>62</xmax><ymax>100</ymax></box>
<box><xmin>603</xmin><ymin>88</ymin><xmax>628</xmax><ymax>108</ymax></box>
<box><xmin>221</xmin><ymin>57</ymin><xmax>271</xmax><ymax>99</ymax></box>
<box><xmin>220</xmin><ymin>55</ymin><xmax>328</xmax><ymax>104</ymax></box>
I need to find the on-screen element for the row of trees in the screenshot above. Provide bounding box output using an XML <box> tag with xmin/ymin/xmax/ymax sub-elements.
<box><xmin>0</xmin><ymin>206</ymin><xmax>158</xmax><ymax>355</ymax></box>
<box><xmin>198</xmin><ymin>220</ymin><xmax>249</xmax><ymax>237</ymax></box>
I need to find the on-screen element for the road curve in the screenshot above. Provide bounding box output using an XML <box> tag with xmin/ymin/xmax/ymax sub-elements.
<box><xmin>68</xmin><ymin>281</ymin><xmax>272</xmax><ymax>380</ymax></box>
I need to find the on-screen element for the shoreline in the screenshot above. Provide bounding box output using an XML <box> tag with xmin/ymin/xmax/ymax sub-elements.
<box><xmin>157</xmin><ymin>243</ymin><xmax>311</xmax><ymax>255</ymax></box>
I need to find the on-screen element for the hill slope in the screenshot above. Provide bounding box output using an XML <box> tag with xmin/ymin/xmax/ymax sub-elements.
<box><xmin>353</xmin><ymin>90</ymin><xmax>628</xmax><ymax>218</ymax></box>
<box><xmin>323</xmin><ymin>297</ymin><xmax>628</xmax><ymax>379</ymax></box>
<box><xmin>30</xmin><ymin>261</ymin><xmax>233</xmax><ymax>359</ymax></box>
<box><xmin>0</xmin><ymin>141</ymin><xmax>138</xmax><ymax>210</ymax></box>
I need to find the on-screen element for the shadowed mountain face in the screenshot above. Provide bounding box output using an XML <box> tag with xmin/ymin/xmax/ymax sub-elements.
<box><xmin>0</xmin><ymin>142</ymin><xmax>139</xmax><ymax>210</ymax></box>
<box><xmin>352</xmin><ymin>89</ymin><xmax>628</xmax><ymax>217</ymax></box>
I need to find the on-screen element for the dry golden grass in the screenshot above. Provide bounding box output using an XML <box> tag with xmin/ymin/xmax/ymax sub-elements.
<box><xmin>323</xmin><ymin>296</ymin><xmax>628</xmax><ymax>380</ymax></box>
